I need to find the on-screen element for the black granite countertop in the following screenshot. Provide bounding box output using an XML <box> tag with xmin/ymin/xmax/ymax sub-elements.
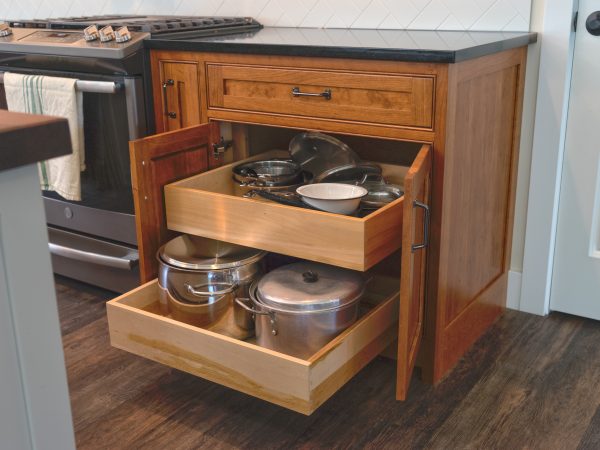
<box><xmin>0</xmin><ymin>110</ymin><xmax>71</xmax><ymax>172</ymax></box>
<box><xmin>145</xmin><ymin>27</ymin><xmax>536</xmax><ymax>63</ymax></box>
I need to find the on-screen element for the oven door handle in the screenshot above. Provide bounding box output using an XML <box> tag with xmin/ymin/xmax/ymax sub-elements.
<box><xmin>48</xmin><ymin>242</ymin><xmax>139</xmax><ymax>270</ymax></box>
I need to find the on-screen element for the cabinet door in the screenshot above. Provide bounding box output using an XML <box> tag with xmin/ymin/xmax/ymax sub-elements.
<box><xmin>130</xmin><ymin>123</ymin><xmax>219</xmax><ymax>282</ymax></box>
<box><xmin>157</xmin><ymin>61</ymin><xmax>201</xmax><ymax>132</ymax></box>
<box><xmin>396</xmin><ymin>144</ymin><xmax>432</xmax><ymax>400</ymax></box>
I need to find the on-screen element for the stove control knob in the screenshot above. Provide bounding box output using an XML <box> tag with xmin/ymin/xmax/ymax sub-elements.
<box><xmin>99</xmin><ymin>25</ymin><xmax>115</xmax><ymax>42</ymax></box>
<box><xmin>114</xmin><ymin>26</ymin><xmax>131</xmax><ymax>43</ymax></box>
<box><xmin>83</xmin><ymin>25</ymin><xmax>99</xmax><ymax>41</ymax></box>
<box><xmin>0</xmin><ymin>23</ymin><xmax>12</xmax><ymax>37</ymax></box>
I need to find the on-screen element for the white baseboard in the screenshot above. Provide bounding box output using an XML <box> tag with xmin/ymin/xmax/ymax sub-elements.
<box><xmin>507</xmin><ymin>270</ymin><xmax>523</xmax><ymax>310</ymax></box>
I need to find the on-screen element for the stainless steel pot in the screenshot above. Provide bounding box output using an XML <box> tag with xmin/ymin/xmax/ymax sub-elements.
<box><xmin>236</xmin><ymin>262</ymin><xmax>365</xmax><ymax>358</ymax></box>
<box><xmin>233</xmin><ymin>158</ymin><xmax>304</xmax><ymax>187</ymax></box>
<box><xmin>157</xmin><ymin>235</ymin><xmax>266</xmax><ymax>338</ymax></box>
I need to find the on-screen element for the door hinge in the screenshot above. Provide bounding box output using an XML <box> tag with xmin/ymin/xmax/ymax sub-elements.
<box><xmin>574</xmin><ymin>10</ymin><xmax>579</xmax><ymax>32</ymax></box>
<box><xmin>212</xmin><ymin>137</ymin><xmax>233</xmax><ymax>159</ymax></box>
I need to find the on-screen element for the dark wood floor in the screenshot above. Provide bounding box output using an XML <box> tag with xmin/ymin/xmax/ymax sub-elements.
<box><xmin>56</xmin><ymin>275</ymin><xmax>600</xmax><ymax>450</ymax></box>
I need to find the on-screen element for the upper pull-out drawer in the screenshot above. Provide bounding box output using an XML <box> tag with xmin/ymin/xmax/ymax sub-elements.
<box><xmin>207</xmin><ymin>64</ymin><xmax>434</xmax><ymax>130</ymax></box>
<box><xmin>164</xmin><ymin>144</ymin><xmax>430</xmax><ymax>272</ymax></box>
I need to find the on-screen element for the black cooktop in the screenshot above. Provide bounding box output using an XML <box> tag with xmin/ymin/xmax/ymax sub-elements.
<box><xmin>9</xmin><ymin>15</ymin><xmax>262</xmax><ymax>38</ymax></box>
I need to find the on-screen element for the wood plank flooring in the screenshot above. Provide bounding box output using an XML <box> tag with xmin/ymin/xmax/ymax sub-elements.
<box><xmin>56</xmin><ymin>275</ymin><xmax>600</xmax><ymax>450</ymax></box>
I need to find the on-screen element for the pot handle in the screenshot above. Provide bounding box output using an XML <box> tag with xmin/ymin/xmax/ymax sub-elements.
<box><xmin>184</xmin><ymin>282</ymin><xmax>237</xmax><ymax>298</ymax></box>
<box><xmin>234</xmin><ymin>297</ymin><xmax>271</xmax><ymax>316</ymax></box>
<box><xmin>235</xmin><ymin>298</ymin><xmax>278</xmax><ymax>336</ymax></box>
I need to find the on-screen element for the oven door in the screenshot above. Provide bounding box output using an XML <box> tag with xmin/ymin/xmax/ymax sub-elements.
<box><xmin>0</xmin><ymin>65</ymin><xmax>146</xmax><ymax>292</ymax></box>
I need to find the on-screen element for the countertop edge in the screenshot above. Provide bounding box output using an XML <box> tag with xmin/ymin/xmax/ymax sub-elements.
<box><xmin>144</xmin><ymin>31</ymin><xmax>537</xmax><ymax>63</ymax></box>
<box><xmin>0</xmin><ymin>111</ymin><xmax>72</xmax><ymax>173</ymax></box>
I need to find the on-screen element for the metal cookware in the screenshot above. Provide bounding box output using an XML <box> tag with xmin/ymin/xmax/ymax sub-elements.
<box><xmin>355</xmin><ymin>174</ymin><xmax>404</xmax><ymax>209</ymax></box>
<box><xmin>236</xmin><ymin>262</ymin><xmax>365</xmax><ymax>358</ymax></box>
<box><xmin>244</xmin><ymin>190</ymin><xmax>318</xmax><ymax>209</ymax></box>
<box><xmin>157</xmin><ymin>235</ymin><xmax>266</xmax><ymax>338</ymax></box>
<box><xmin>289</xmin><ymin>132</ymin><xmax>382</xmax><ymax>183</ymax></box>
<box><xmin>233</xmin><ymin>158</ymin><xmax>304</xmax><ymax>187</ymax></box>
<box><xmin>238</xmin><ymin>170</ymin><xmax>314</xmax><ymax>196</ymax></box>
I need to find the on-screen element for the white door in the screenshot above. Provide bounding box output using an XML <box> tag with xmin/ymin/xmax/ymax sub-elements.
<box><xmin>551</xmin><ymin>0</ymin><xmax>600</xmax><ymax>318</ymax></box>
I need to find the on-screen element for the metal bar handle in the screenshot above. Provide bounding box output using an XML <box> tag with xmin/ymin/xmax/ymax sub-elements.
<box><xmin>0</xmin><ymin>72</ymin><xmax>120</xmax><ymax>94</ymax></box>
<box><xmin>291</xmin><ymin>87</ymin><xmax>332</xmax><ymax>100</ymax></box>
<box><xmin>412</xmin><ymin>200</ymin><xmax>430</xmax><ymax>252</ymax></box>
<box><xmin>162</xmin><ymin>78</ymin><xmax>176</xmax><ymax>118</ymax></box>
<box><xmin>48</xmin><ymin>242</ymin><xmax>139</xmax><ymax>270</ymax></box>
<box><xmin>184</xmin><ymin>282</ymin><xmax>237</xmax><ymax>298</ymax></box>
<box><xmin>234</xmin><ymin>297</ymin><xmax>271</xmax><ymax>316</ymax></box>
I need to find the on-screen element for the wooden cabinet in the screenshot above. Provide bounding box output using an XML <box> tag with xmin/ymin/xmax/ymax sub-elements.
<box><xmin>152</xmin><ymin>59</ymin><xmax>201</xmax><ymax>133</ymax></box>
<box><xmin>118</xmin><ymin>46</ymin><xmax>527</xmax><ymax>411</ymax></box>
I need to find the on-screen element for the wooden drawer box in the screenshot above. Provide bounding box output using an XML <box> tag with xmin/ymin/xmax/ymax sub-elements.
<box><xmin>107</xmin><ymin>277</ymin><xmax>400</xmax><ymax>415</ymax></box>
<box><xmin>164</xmin><ymin>147</ymin><xmax>428</xmax><ymax>271</ymax></box>
<box><xmin>207</xmin><ymin>64</ymin><xmax>434</xmax><ymax>130</ymax></box>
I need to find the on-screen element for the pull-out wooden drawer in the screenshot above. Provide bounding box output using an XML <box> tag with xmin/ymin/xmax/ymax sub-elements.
<box><xmin>107</xmin><ymin>277</ymin><xmax>400</xmax><ymax>415</ymax></box>
<box><xmin>124</xmin><ymin>124</ymin><xmax>432</xmax><ymax>409</ymax></box>
<box><xmin>165</xmin><ymin>145</ymin><xmax>430</xmax><ymax>272</ymax></box>
<box><xmin>207</xmin><ymin>64</ymin><xmax>434</xmax><ymax>130</ymax></box>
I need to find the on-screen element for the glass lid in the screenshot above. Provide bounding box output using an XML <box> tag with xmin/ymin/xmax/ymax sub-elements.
<box><xmin>256</xmin><ymin>262</ymin><xmax>364</xmax><ymax>312</ymax></box>
<box><xmin>158</xmin><ymin>234</ymin><xmax>266</xmax><ymax>270</ymax></box>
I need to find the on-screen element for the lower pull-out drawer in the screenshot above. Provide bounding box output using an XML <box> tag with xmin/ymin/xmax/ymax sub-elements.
<box><xmin>107</xmin><ymin>277</ymin><xmax>399</xmax><ymax>415</ymax></box>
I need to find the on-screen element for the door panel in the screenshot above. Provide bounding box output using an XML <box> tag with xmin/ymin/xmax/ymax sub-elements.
<box><xmin>551</xmin><ymin>1</ymin><xmax>600</xmax><ymax>318</ymax></box>
<box><xmin>397</xmin><ymin>145</ymin><xmax>431</xmax><ymax>400</ymax></box>
<box><xmin>130</xmin><ymin>123</ymin><xmax>216</xmax><ymax>282</ymax></box>
<box><xmin>159</xmin><ymin>61</ymin><xmax>201</xmax><ymax>132</ymax></box>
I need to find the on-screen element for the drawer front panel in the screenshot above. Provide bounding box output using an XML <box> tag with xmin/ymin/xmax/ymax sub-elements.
<box><xmin>107</xmin><ymin>278</ymin><xmax>399</xmax><ymax>415</ymax></box>
<box><xmin>207</xmin><ymin>64</ymin><xmax>434</xmax><ymax>129</ymax></box>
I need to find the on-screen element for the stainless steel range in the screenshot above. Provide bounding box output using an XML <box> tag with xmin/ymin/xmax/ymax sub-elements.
<box><xmin>0</xmin><ymin>15</ymin><xmax>262</xmax><ymax>292</ymax></box>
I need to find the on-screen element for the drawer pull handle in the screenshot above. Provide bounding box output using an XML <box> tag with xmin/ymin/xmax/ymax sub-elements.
<box><xmin>162</xmin><ymin>78</ymin><xmax>177</xmax><ymax>119</ymax></box>
<box><xmin>291</xmin><ymin>87</ymin><xmax>332</xmax><ymax>100</ymax></box>
<box><xmin>412</xmin><ymin>200</ymin><xmax>430</xmax><ymax>252</ymax></box>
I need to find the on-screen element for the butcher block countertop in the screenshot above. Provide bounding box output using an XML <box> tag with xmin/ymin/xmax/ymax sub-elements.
<box><xmin>0</xmin><ymin>110</ymin><xmax>71</xmax><ymax>172</ymax></box>
<box><xmin>145</xmin><ymin>27</ymin><xmax>537</xmax><ymax>63</ymax></box>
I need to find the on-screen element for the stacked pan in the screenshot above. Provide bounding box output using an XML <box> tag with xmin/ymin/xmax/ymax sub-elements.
<box><xmin>233</xmin><ymin>132</ymin><xmax>403</xmax><ymax>214</ymax></box>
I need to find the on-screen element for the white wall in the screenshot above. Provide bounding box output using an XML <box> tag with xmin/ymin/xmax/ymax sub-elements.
<box><xmin>3</xmin><ymin>0</ymin><xmax>532</xmax><ymax>31</ymax></box>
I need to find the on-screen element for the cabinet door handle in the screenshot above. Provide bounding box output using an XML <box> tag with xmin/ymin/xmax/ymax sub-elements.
<box><xmin>291</xmin><ymin>87</ymin><xmax>332</xmax><ymax>100</ymax></box>
<box><xmin>162</xmin><ymin>78</ymin><xmax>177</xmax><ymax>118</ymax></box>
<box><xmin>412</xmin><ymin>200</ymin><xmax>430</xmax><ymax>252</ymax></box>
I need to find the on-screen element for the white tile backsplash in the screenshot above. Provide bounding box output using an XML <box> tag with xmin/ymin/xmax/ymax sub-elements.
<box><xmin>3</xmin><ymin>0</ymin><xmax>532</xmax><ymax>31</ymax></box>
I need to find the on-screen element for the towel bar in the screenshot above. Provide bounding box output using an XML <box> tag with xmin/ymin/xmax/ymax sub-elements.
<box><xmin>0</xmin><ymin>72</ymin><xmax>121</xmax><ymax>94</ymax></box>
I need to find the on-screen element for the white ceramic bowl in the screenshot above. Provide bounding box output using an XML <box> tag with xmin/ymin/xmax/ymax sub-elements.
<box><xmin>296</xmin><ymin>183</ymin><xmax>368</xmax><ymax>215</ymax></box>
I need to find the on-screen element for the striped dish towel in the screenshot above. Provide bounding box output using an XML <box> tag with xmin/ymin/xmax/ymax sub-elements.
<box><xmin>4</xmin><ymin>73</ymin><xmax>85</xmax><ymax>201</ymax></box>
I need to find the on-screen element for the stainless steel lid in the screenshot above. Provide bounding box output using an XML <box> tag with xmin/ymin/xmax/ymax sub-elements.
<box><xmin>256</xmin><ymin>262</ymin><xmax>364</xmax><ymax>312</ymax></box>
<box><xmin>158</xmin><ymin>235</ymin><xmax>266</xmax><ymax>270</ymax></box>
<box><xmin>289</xmin><ymin>132</ymin><xmax>358</xmax><ymax>179</ymax></box>
<box><xmin>289</xmin><ymin>132</ymin><xmax>382</xmax><ymax>183</ymax></box>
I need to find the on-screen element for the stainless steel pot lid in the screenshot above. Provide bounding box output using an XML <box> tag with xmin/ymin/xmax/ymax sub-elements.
<box><xmin>256</xmin><ymin>262</ymin><xmax>364</xmax><ymax>312</ymax></box>
<box><xmin>158</xmin><ymin>235</ymin><xmax>266</xmax><ymax>270</ymax></box>
<box><xmin>289</xmin><ymin>132</ymin><xmax>359</xmax><ymax>181</ymax></box>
